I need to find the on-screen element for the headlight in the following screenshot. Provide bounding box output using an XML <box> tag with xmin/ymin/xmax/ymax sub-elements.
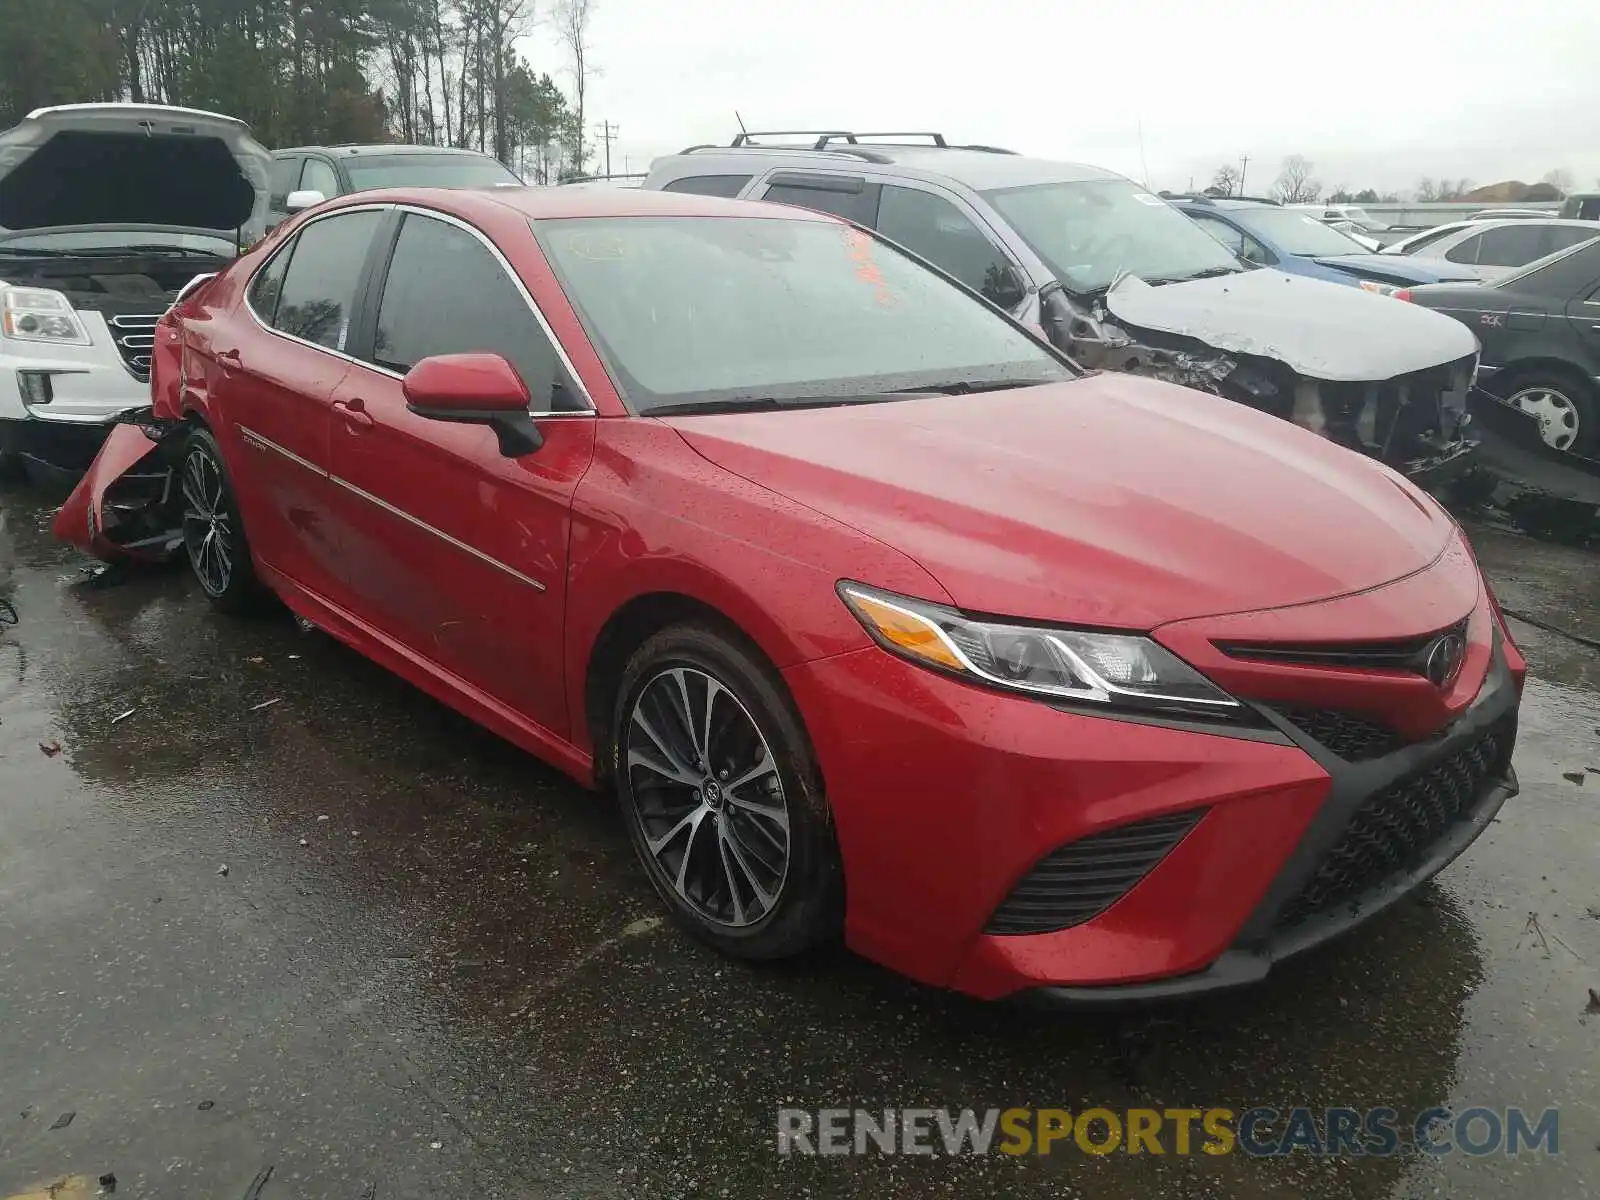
<box><xmin>2</xmin><ymin>288</ymin><xmax>91</xmax><ymax>345</ymax></box>
<box><xmin>1356</xmin><ymin>280</ymin><xmax>1406</xmax><ymax>298</ymax></box>
<box><xmin>838</xmin><ymin>583</ymin><xmax>1246</xmax><ymax>719</ymax></box>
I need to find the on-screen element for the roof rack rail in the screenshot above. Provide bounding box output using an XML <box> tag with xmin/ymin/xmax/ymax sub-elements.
<box><xmin>957</xmin><ymin>143</ymin><xmax>1019</xmax><ymax>155</ymax></box>
<box><xmin>1161</xmin><ymin>191</ymin><xmax>1283</xmax><ymax>206</ymax></box>
<box><xmin>730</xmin><ymin>129</ymin><xmax>953</xmax><ymax>150</ymax></box>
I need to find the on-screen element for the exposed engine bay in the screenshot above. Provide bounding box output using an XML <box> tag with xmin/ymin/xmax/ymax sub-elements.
<box><xmin>1038</xmin><ymin>284</ymin><xmax>1478</xmax><ymax>484</ymax></box>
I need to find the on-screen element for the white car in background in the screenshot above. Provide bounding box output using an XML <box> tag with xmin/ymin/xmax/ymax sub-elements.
<box><xmin>0</xmin><ymin>103</ymin><xmax>270</xmax><ymax>481</ymax></box>
<box><xmin>1378</xmin><ymin>218</ymin><xmax>1600</xmax><ymax>280</ymax></box>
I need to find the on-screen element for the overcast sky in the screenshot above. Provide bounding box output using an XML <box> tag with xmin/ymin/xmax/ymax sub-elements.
<box><xmin>521</xmin><ymin>0</ymin><xmax>1600</xmax><ymax>196</ymax></box>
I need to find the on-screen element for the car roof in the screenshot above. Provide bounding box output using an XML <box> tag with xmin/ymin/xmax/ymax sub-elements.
<box><xmin>653</xmin><ymin>143</ymin><xmax>1123</xmax><ymax>190</ymax></box>
<box><xmin>272</xmin><ymin>144</ymin><xmax>503</xmax><ymax>159</ymax></box>
<box><xmin>312</xmin><ymin>185</ymin><xmax>846</xmax><ymax>223</ymax></box>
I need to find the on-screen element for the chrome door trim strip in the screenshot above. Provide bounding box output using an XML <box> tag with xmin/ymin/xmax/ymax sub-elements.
<box><xmin>237</xmin><ymin>422</ymin><xmax>547</xmax><ymax>593</ymax></box>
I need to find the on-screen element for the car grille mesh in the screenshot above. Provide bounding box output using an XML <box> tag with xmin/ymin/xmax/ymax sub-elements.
<box><xmin>1275</xmin><ymin>716</ymin><xmax>1514</xmax><ymax>928</ymax></box>
<box><xmin>107</xmin><ymin>313</ymin><xmax>160</xmax><ymax>380</ymax></box>
<box><xmin>1278</xmin><ymin>707</ymin><xmax>1401</xmax><ymax>761</ymax></box>
<box><xmin>985</xmin><ymin>810</ymin><xmax>1204</xmax><ymax>936</ymax></box>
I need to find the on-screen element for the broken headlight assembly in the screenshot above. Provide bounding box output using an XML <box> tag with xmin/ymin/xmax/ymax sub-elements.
<box><xmin>838</xmin><ymin>582</ymin><xmax>1246</xmax><ymax>720</ymax></box>
<box><xmin>2</xmin><ymin>288</ymin><xmax>91</xmax><ymax>346</ymax></box>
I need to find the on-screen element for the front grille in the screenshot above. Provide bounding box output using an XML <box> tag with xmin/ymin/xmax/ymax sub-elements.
<box><xmin>1219</xmin><ymin>619</ymin><xmax>1467</xmax><ymax>675</ymax></box>
<box><xmin>986</xmin><ymin>810</ymin><xmax>1204</xmax><ymax>936</ymax></box>
<box><xmin>107</xmin><ymin>313</ymin><xmax>160</xmax><ymax>380</ymax></box>
<box><xmin>1278</xmin><ymin>707</ymin><xmax>1400</xmax><ymax>761</ymax></box>
<box><xmin>1275</xmin><ymin>716</ymin><xmax>1514</xmax><ymax>928</ymax></box>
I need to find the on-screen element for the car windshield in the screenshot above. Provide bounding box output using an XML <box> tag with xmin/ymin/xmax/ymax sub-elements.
<box><xmin>0</xmin><ymin>227</ymin><xmax>235</xmax><ymax>256</ymax></box>
<box><xmin>1231</xmin><ymin>208</ymin><xmax>1373</xmax><ymax>257</ymax></box>
<box><xmin>341</xmin><ymin>153</ymin><xmax>523</xmax><ymax>191</ymax></box>
<box><xmin>982</xmin><ymin>179</ymin><xmax>1242</xmax><ymax>293</ymax></box>
<box><xmin>533</xmin><ymin>215</ymin><xmax>1074</xmax><ymax>413</ymax></box>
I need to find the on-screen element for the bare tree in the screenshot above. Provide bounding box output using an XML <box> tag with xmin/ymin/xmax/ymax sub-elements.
<box><xmin>1273</xmin><ymin>154</ymin><xmax>1321</xmax><ymax>204</ymax></box>
<box><xmin>1541</xmin><ymin>167</ymin><xmax>1575</xmax><ymax>197</ymax></box>
<box><xmin>556</xmin><ymin>0</ymin><xmax>595</xmax><ymax>176</ymax></box>
<box><xmin>1208</xmin><ymin>164</ymin><xmax>1239</xmax><ymax>197</ymax></box>
<box><xmin>1415</xmin><ymin>178</ymin><xmax>1439</xmax><ymax>202</ymax></box>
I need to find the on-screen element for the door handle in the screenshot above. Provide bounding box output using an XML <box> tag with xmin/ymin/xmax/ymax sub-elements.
<box><xmin>215</xmin><ymin>348</ymin><xmax>242</xmax><ymax>376</ymax></box>
<box><xmin>333</xmin><ymin>396</ymin><xmax>374</xmax><ymax>429</ymax></box>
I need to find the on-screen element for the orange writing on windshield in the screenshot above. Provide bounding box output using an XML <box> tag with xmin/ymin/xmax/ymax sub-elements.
<box><xmin>845</xmin><ymin>228</ymin><xmax>898</xmax><ymax>308</ymax></box>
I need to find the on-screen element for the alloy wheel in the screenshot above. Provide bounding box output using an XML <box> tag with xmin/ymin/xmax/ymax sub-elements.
<box><xmin>625</xmin><ymin>666</ymin><xmax>791</xmax><ymax>928</ymax></box>
<box><xmin>1509</xmin><ymin>386</ymin><xmax>1580</xmax><ymax>452</ymax></box>
<box><xmin>181</xmin><ymin>444</ymin><xmax>234</xmax><ymax>596</ymax></box>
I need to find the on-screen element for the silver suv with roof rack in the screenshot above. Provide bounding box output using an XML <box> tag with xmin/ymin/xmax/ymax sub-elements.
<box><xmin>643</xmin><ymin>130</ymin><xmax>1482</xmax><ymax>484</ymax></box>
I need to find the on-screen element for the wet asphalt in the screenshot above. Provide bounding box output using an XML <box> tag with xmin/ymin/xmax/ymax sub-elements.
<box><xmin>0</xmin><ymin>484</ymin><xmax>1596</xmax><ymax>1200</ymax></box>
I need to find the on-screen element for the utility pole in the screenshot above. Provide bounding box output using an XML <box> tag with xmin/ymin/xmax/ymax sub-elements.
<box><xmin>1239</xmin><ymin>154</ymin><xmax>1250</xmax><ymax>196</ymax></box>
<box><xmin>595</xmin><ymin>120</ymin><xmax>619</xmax><ymax>180</ymax></box>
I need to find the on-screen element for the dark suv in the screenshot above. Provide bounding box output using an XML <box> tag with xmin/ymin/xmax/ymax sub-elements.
<box><xmin>267</xmin><ymin>144</ymin><xmax>523</xmax><ymax>227</ymax></box>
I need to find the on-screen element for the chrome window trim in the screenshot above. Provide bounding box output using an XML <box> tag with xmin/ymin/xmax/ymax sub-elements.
<box><xmin>237</xmin><ymin>423</ymin><xmax>547</xmax><ymax>593</ymax></box>
<box><xmin>241</xmin><ymin>201</ymin><xmax>597</xmax><ymax>416</ymax></box>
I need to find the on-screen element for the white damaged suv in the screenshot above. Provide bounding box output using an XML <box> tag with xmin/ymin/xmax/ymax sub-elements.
<box><xmin>0</xmin><ymin>103</ymin><xmax>270</xmax><ymax>481</ymax></box>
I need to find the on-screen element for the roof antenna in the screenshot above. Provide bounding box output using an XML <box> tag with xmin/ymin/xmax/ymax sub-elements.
<box><xmin>735</xmin><ymin>110</ymin><xmax>748</xmax><ymax>136</ymax></box>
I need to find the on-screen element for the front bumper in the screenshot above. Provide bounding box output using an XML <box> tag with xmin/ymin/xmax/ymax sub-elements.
<box><xmin>784</xmin><ymin>556</ymin><xmax>1522</xmax><ymax>1003</ymax></box>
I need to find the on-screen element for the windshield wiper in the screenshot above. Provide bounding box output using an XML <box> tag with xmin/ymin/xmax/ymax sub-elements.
<box><xmin>1141</xmin><ymin>265</ymin><xmax>1244</xmax><ymax>286</ymax></box>
<box><xmin>0</xmin><ymin>247</ymin><xmax>77</xmax><ymax>258</ymax></box>
<box><xmin>645</xmin><ymin>393</ymin><xmax>914</xmax><ymax>417</ymax></box>
<box><xmin>890</xmin><ymin>379</ymin><xmax>1048</xmax><ymax>396</ymax></box>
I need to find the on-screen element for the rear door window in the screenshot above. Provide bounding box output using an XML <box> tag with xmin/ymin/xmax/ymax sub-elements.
<box><xmin>662</xmin><ymin>174</ymin><xmax>751</xmax><ymax>198</ymax></box>
<box><xmin>269</xmin><ymin>211</ymin><xmax>384</xmax><ymax>351</ymax></box>
<box><xmin>758</xmin><ymin>173</ymin><xmax>880</xmax><ymax>225</ymax></box>
<box><xmin>1186</xmin><ymin>211</ymin><xmax>1247</xmax><ymax>257</ymax></box>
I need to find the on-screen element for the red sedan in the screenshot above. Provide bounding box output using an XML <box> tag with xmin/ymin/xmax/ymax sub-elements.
<box><xmin>57</xmin><ymin>186</ymin><xmax>1526</xmax><ymax>1002</ymax></box>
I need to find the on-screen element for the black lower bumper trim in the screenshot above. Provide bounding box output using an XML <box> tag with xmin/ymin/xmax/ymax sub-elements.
<box><xmin>0</xmin><ymin>416</ymin><xmax>117</xmax><ymax>482</ymax></box>
<box><xmin>1014</xmin><ymin>632</ymin><xmax>1522</xmax><ymax>1009</ymax></box>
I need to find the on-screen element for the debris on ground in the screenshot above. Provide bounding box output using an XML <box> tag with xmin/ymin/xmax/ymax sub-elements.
<box><xmin>38</xmin><ymin>740</ymin><xmax>62</xmax><ymax>757</ymax></box>
<box><xmin>111</xmin><ymin>708</ymin><xmax>136</xmax><ymax>725</ymax></box>
<box><xmin>240</xmin><ymin>1166</ymin><xmax>274</xmax><ymax>1200</ymax></box>
<box><xmin>198</xmin><ymin>1100</ymin><xmax>214</xmax><ymax>1111</ymax></box>
<box><xmin>1587</xmin><ymin>988</ymin><xmax>1600</xmax><ymax>1015</ymax></box>
<box><xmin>1586</xmin><ymin>907</ymin><xmax>1600</xmax><ymax>921</ymax></box>
<box><xmin>247</xmin><ymin>656</ymin><xmax>265</xmax><ymax>665</ymax></box>
<box><xmin>1563</xmin><ymin>771</ymin><xmax>1587</xmax><ymax>785</ymax></box>
<box><xmin>248</xmin><ymin>698</ymin><xmax>281</xmax><ymax>712</ymax></box>
<box><xmin>49</xmin><ymin>1110</ymin><xmax>76</xmax><ymax>1129</ymax></box>
<box><xmin>216</xmin><ymin>864</ymin><xmax>229</xmax><ymax>877</ymax></box>
<box><xmin>299</xmin><ymin>838</ymin><xmax>308</xmax><ymax>847</ymax></box>
<box><xmin>98</xmin><ymin>1172</ymin><xmax>117</xmax><ymax>1193</ymax></box>
<box><xmin>317</xmin><ymin>814</ymin><xmax>329</xmax><ymax>822</ymax></box>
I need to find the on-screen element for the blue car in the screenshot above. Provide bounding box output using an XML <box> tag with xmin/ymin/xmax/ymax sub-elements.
<box><xmin>1169</xmin><ymin>196</ymin><xmax>1488</xmax><ymax>293</ymax></box>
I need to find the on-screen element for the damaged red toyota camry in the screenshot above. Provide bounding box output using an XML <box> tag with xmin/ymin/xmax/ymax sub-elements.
<box><xmin>57</xmin><ymin>186</ymin><xmax>1525</xmax><ymax>1002</ymax></box>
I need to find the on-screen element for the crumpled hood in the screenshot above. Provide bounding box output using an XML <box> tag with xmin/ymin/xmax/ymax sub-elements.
<box><xmin>1310</xmin><ymin>252</ymin><xmax>1488</xmax><ymax>284</ymax></box>
<box><xmin>667</xmin><ymin>375</ymin><xmax>1453</xmax><ymax>629</ymax></box>
<box><xmin>1105</xmin><ymin>267</ymin><xmax>1479</xmax><ymax>381</ymax></box>
<box><xmin>0</xmin><ymin>104</ymin><xmax>271</xmax><ymax>236</ymax></box>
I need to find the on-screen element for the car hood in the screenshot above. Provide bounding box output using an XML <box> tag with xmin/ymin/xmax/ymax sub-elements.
<box><xmin>667</xmin><ymin>375</ymin><xmax>1453</xmax><ymax>629</ymax></box>
<box><xmin>1105</xmin><ymin>268</ymin><xmax>1479</xmax><ymax>381</ymax></box>
<box><xmin>0</xmin><ymin>104</ymin><xmax>271</xmax><ymax>236</ymax></box>
<box><xmin>1310</xmin><ymin>253</ymin><xmax>1488</xmax><ymax>284</ymax></box>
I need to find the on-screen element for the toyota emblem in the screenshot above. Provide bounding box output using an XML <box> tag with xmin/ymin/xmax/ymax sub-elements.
<box><xmin>1424</xmin><ymin>633</ymin><xmax>1466</xmax><ymax>688</ymax></box>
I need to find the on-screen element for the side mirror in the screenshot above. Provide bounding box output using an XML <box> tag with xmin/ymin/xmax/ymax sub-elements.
<box><xmin>285</xmin><ymin>189</ymin><xmax>326</xmax><ymax>213</ymax></box>
<box><xmin>983</xmin><ymin>264</ymin><xmax>1029</xmax><ymax>312</ymax></box>
<box><xmin>403</xmin><ymin>353</ymin><xmax>543</xmax><ymax>456</ymax></box>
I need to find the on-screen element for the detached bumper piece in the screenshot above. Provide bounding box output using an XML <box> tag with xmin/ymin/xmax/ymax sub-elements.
<box><xmin>986</xmin><ymin>810</ymin><xmax>1205</xmax><ymax>936</ymax></box>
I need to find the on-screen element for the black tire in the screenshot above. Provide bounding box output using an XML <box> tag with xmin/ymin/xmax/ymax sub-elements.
<box><xmin>179</xmin><ymin>428</ymin><xmax>264</xmax><ymax>613</ymax></box>
<box><xmin>611</xmin><ymin>622</ymin><xmax>844</xmax><ymax>960</ymax></box>
<box><xmin>1497</xmin><ymin>368</ymin><xmax>1599</xmax><ymax>456</ymax></box>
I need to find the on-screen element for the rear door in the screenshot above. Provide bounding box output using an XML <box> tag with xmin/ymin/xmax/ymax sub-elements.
<box><xmin>328</xmin><ymin>207</ymin><xmax>596</xmax><ymax>736</ymax></box>
<box><xmin>213</xmin><ymin>207</ymin><xmax>387</xmax><ymax>603</ymax></box>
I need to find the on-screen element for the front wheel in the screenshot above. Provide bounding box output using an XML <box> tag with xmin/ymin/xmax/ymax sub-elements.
<box><xmin>1502</xmin><ymin>372</ymin><xmax>1598</xmax><ymax>456</ymax></box>
<box><xmin>612</xmin><ymin>624</ymin><xmax>843</xmax><ymax>960</ymax></box>
<box><xmin>179</xmin><ymin>428</ymin><xmax>263</xmax><ymax>613</ymax></box>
